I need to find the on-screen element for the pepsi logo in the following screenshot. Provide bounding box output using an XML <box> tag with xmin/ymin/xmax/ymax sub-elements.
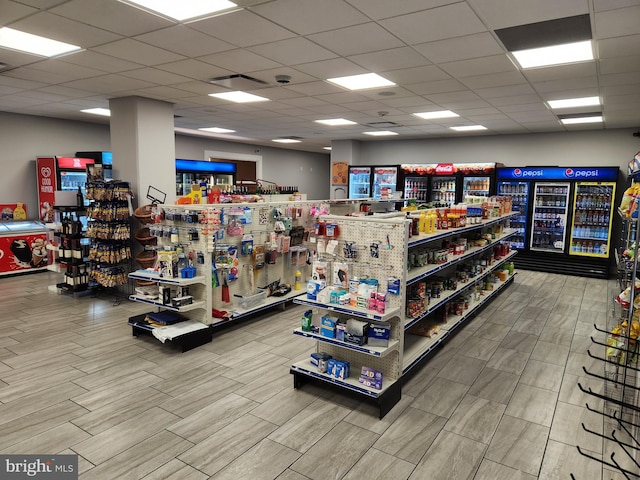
<box><xmin>40</xmin><ymin>167</ymin><xmax>52</xmax><ymax>178</ymax></box>
<box><xmin>565</xmin><ymin>168</ymin><xmax>574</xmax><ymax>177</ymax></box>
<box><xmin>513</xmin><ymin>168</ymin><xmax>522</xmax><ymax>177</ymax></box>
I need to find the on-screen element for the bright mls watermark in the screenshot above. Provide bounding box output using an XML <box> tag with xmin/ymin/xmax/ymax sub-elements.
<box><xmin>1</xmin><ymin>455</ymin><xmax>77</xmax><ymax>479</ymax></box>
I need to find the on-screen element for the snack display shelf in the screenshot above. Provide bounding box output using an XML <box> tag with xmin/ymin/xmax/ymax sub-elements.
<box><xmin>127</xmin><ymin>296</ymin><xmax>206</xmax><ymax>313</ymax></box>
<box><xmin>293</xmin><ymin>298</ymin><xmax>400</xmax><ymax>322</ymax></box>
<box><xmin>405</xmin><ymin>250</ymin><xmax>518</xmax><ymax>330</ymax></box>
<box><xmin>407</xmin><ymin>229</ymin><xmax>516</xmax><ymax>285</ymax></box>
<box><xmin>403</xmin><ymin>332</ymin><xmax>450</xmax><ymax>375</ymax></box>
<box><xmin>290</xmin><ymin>361</ymin><xmax>395</xmax><ymax>398</ymax></box>
<box><xmin>408</xmin><ymin>211</ymin><xmax>517</xmax><ymax>248</ymax></box>
<box><xmin>128</xmin><ymin>271</ymin><xmax>206</xmax><ymax>286</ymax></box>
<box><xmin>293</xmin><ymin>328</ymin><xmax>400</xmax><ymax>357</ymax></box>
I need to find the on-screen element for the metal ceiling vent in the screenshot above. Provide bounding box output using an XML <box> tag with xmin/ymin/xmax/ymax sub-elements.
<box><xmin>208</xmin><ymin>74</ymin><xmax>268</xmax><ymax>89</ymax></box>
<box><xmin>364</xmin><ymin>121</ymin><xmax>402</xmax><ymax>128</ymax></box>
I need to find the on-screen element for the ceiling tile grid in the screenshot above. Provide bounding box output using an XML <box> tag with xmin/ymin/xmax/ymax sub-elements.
<box><xmin>0</xmin><ymin>0</ymin><xmax>637</xmax><ymax>152</ymax></box>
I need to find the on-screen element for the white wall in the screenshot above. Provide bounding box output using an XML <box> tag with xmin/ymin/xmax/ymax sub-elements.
<box><xmin>355</xmin><ymin>129</ymin><xmax>639</xmax><ymax>173</ymax></box>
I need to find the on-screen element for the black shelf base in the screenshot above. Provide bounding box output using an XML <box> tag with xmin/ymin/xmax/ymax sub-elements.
<box><xmin>514</xmin><ymin>250</ymin><xmax>610</xmax><ymax>279</ymax></box>
<box><xmin>291</xmin><ymin>368</ymin><xmax>402</xmax><ymax>419</ymax></box>
<box><xmin>128</xmin><ymin>314</ymin><xmax>212</xmax><ymax>353</ymax></box>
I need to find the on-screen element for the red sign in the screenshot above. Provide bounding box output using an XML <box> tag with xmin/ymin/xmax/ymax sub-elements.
<box><xmin>0</xmin><ymin>233</ymin><xmax>48</xmax><ymax>275</ymax></box>
<box><xmin>56</xmin><ymin>157</ymin><xmax>94</xmax><ymax>170</ymax></box>
<box><xmin>435</xmin><ymin>164</ymin><xmax>455</xmax><ymax>174</ymax></box>
<box><xmin>36</xmin><ymin>157</ymin><xmax>57</xmax><ymax>221</ymax></box>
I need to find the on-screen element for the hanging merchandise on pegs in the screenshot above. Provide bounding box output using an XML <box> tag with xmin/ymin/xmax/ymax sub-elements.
<box><xmin>241</xmin><ymin>234</ymin><xmax>254</xmax><ymax>255</ymax></box>
<box><xmin>370</xmin><ymin>242</ymin><xmax>380</xmax><ymax>258</ymax></box>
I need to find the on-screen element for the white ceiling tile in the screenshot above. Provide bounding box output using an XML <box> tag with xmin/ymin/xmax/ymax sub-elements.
<box><xmin>14</xmin><ymin>59</ymin><xmax>103</xmax><ymax>80</ymax></box>
<box><xmin>459</xmin><ymin>71</ymin><xmax>528</xmax><ymax>89</ymax></box>
<box><xmin>532</xmin><ymin>77</ymin><xmax>598</xmax><ymax>92</ymax></box>
<box><xmin>380</xmin><ymin>3</ymin><xmax>487</xmax><ymax>45</ymax></box>
<box><xmin>36</xmin><ymin>84</ymin><xmax>100</xmax><ymax>99</ymax></box>
<box><xmin>500</xmin><ymin>103</ymin><xmax>550</xmax><ymax>114</ymax></box>
<box><xmin>439</xmin><ymin>55</ymin><xmax>516</xmax><ymax>78</ymax></box>
<box><xmin>505</xmin><ymin>110</ymin><xmax>558</xmax><ymax>122</ymax></box>
<box><xmin>438</xmin><ymin>99</ymin><xmax>493</xmax><ymax>110</ymax></box>
<box><xmin>252</xmin><ymin>0</ymin><xmax>369</xmax><ymax>35</ymax></box>
<box><xmin>601</xmin><ymin>84</ymin><xmax>638</xmax><ymax>96</ymax></box>
<box><xmin>134</xmin><ymin>26</ymin><xmax>235</xmax><ymax>58</ymax></box>
<box><xmin>345</xmin><ymin>0</ymin><xmax>458</xmax><ymax>19</ymax></box>
<box><xmin>133</xmin><ymin>86</ymin><xmax>195</xmax><ymax>100</ymax></box>
<box><xmin>292</xmin><ymin>57</ymin><xmax>366</xmax><ymax>79</ymax></box>
<box><xmin>542</xmin><ymin>88</ymin><xmax>599</xmax><ymax>101</ymax></box>
<box><xmin>594</xmin><ymin>0</ymin><xmax>640</xmax><ymax>12</ymax></box>
<box><xmin>12</xmin><ymin>0</ymin><xmax>67</xmax><ymax>8</ymax></box>
<box><xmin>594</xmin><ymin>6</ymin><xmax>640</xmax><ymax>39</ymax></box>
<box><xmin>2</xmin><ymin>65</ymin><xmax>95</xmax><ymax>84</ymax></box>
<box><xmin>121</xmin><ymin>68</ymin><xmax>194</xmax><ymax>85</ymax></box>
<box><xmin>600</xmin><ymin>55</ymin><xmax>640</xmax><ymax>75</ymax></box>
<box><xmin>523</xmin><ymin>62</ymin><xmax>597</xmax><ymax>82</ymax></box>
<box><xmin>307</xmin><ymin>23</ymin><xmax>405</xmax><ymax>57</ymax></box>
<box><xmin>385</xmin><ymin>65</ymin><xmax>451</xmax><ymax>85</ymax></box>
<box><xmin>428</xmin><ymin>90</ymin><xmax>482</xmax><ymax>104</ymax></box>
<box><xmin>348</xmin><ymin>47</ymin><xmax>430</xmax><ymax>72</ymax></box>
<box><xmin>93</xmin><ymin>39</ymin><xmax>186</xmax><ymax>66</ymax></box>
<box><xmin>10</xmin><ymin>11</ymin><xmax>122</xmax><ymax>47</ymax></box>
<box><xmin>488</xmin><ymin>94</ymin><xmax>543</xmax><ymax>106</ymax></box>
<box><xmin>1</xmin><ymin>0</ymin><xmax>38</xmax><ymax>23</ymax></box>
<box><xmin>60</xmin><ymin>74</ymin><xmax>156</xmax><ymax>94</ymax></box>
<box><xmin>523</xmin><ymin>122</ymin><xmax>565</xmax><ymax>132</ymax></box>
<box><xmin>245</xmin><ymin>67</ymin><xmax>317</xmax><ymax>86</ymax></box>
<box><xmin>198</xmin><ymin>48</ymin><xmax>282</xmax><ymax>73</ymax></box>
<box><xmin>286</xmin><ymin>81</ymin><xmax>343</xmax><ymax>96</ymax></box>
<box><xmin>597</xmin><ymin>34</ymin><xmax>640</xmax><ymax>58</ymax></box>
<box><xmin>189</xmin><ymin>10</ymin><xmax>295</xmax><ymax>48</ymax></box>
<box><xmin>406</xmin><ymin>79</ymin><xmax>467</xmax><ymax>95</ymax></box>
<box><xmin>474</xmin><ymin>84</ymin><xmax>537</xmax><ymax>99</ymax></box>
<box><xmin>315</xmin><ymin>91</ymin><xmax>372</xmax><ymax>105</ymax></box>
<box><xmin>248</xmin><ymin>37</ymin><xmax>337</xmax><ymax>66</ymax></box>
<box><xmin>279</xmin><ymin>96</ymin><xmax>331</xmax><ymax>108</ymax></box>
<box><xmin>382</xmin><ymin>96</ymin><xmax>434</xmax><ymax>109</ymax></box>
<box><xmin>467</xmin><ymin>0</ymin><xmax>589</xmax><ymax>29</ymax></box>
<box><xmin>600</xmin><ymin>72</ymin><xmax>640</xmax><ymax>86</ymax></box>
<box><xmin>57</xmin><ymin>50</ymin><xmax>144</xmax><ymax>73</ymax></box>
<box><xmin>0</xmin><ymin>48</ymin><xmax>40</xmax><ymax>69</ymax></box>
<box><xmin>602</xmin><ymin>93</ymin><xmax>640</xmax><ymax>106</ymax></box>
<box><xmin>413</xmin><ymin>33</ymin><xmax>505</xmax><ymax>64</ymax></box>
<box><xmin>357</xmin><ymin>87</ymin><xmax>417</xmax><ymax>100</ymax></box>
<box><xmin>155</xmin><ymin>60</ymin><xmax>232</xmax><ymax>81</ymax></box>
<box><xmin>455</xmin><ymin>107</ymin><xmax>502</xmax><ymax>116</ymax></box>
<box><xmin>50</xmin><ymin>0</ymin><xmax>172</xmax><ymax>36</ymax></box>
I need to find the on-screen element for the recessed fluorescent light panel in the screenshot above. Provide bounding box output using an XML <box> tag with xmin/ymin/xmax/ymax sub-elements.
<box><xmin>0</xmin><ymin>27</ymin><xmax>81</xmax><ymax>57</ymax></box>
<box><xmin>198</xmin><ymin>127</ymin><xmax>236</xmax><ymax>133</ymax></box>
<box><xmin>120</xmin><ymin>0</ymin><xmax>238</xmax><ymax>21</ymax></box>
<box><xmin>272</xmin><ymin>138</ymin><xmax>301</xmax><ymax>143</ymax></box>
<box><xmin>450</xmin><ymin>125</ymin><xmax>487</xmax><ymax>132</ymax></box>
<box><xmin>547</xmin><ymin>96</ymin><xmax>600</xmax><ymax>109</ymax></box>
<box><xmin>413</xmin><ymin>110</ymin><xmax>459</xmax><ymax>120</ymax></box>
<box><xmin>495</xmin><ymin>14</ymin><xmax>593</xmax><ymax>69</ymax></box>
<box><xmin>323</xmin><ymin>147</ymin><xmax>332</xmax><ymax>150</ymax></box>
<box><xmin>363</xmin><ymin>131</ymin><xmax>398</xmax><ymax>136</ymax></box>
<box><xmin>560</xmin><ymin>116</ymin><xmax>602</xmax><ymax>125</ymax></box>
<box><xmin>327</xmin><ymin>73</ymin><xmax>395</xmax><ymax>91</ymax></box>
<box><xmin>81</xmin><ymin>108</ymin><xmax>111</xmax><ymax>117</ymax></box>
<box><xmin>208</xmin><ymin>91</ymin><xmax>269</xmax><ymax>103</ymax></box>
<box><xmin>314</xmin><ymin>118</ymin><xmax>357</xmax><ymax>126</ymax></box>
<box><xmin>512</xmin><ymin>40</ymin><xmax>593</xmax><ymax>68</ymax></box>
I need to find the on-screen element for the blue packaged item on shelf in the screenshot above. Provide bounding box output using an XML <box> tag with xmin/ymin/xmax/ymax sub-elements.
<box><xmin>320</xmin><ymin>315</ymin><xmax>337</xmax><ymax>339</ymax></box>
<box><xmin>368</xmin><ymin>322</ymin><xmax>391</xmax><ymax>347</ymax></box>
<box><xmin>310</xmin><ymin>352</ymin><xmax>331</xmax><ymax>367</ymax></box>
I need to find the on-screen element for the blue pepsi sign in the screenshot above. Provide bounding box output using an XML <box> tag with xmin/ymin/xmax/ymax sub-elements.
<box><xmin>497</xmin><ymin>167</ymin><xmax>618</xmax><ymax>181</ymax></box>
<box><xmin>176</xmin><ymin>159</ymin><xmax>236</xmax><ymax>174</ymax></box>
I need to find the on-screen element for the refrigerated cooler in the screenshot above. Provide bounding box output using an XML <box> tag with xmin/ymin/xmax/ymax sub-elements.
<box><xmin>497</xmin><ymin>181</ymin><xmax>529</xmax><ymax>249</ymax></box>
<box><xmin>175</xmin><ymin>159</ymin><xmax>236</xmax><ymax>196</ymax></box>
<box><xmin>400</xmin><ymin>163</ymin><xmax>500</xmax><ymax>205</ymax></box>
<box><xmin>496</xmin><ymin>166</ymin><xmax>619</xmax><ymax>278</ymax></box>
<box><xmin>36</xmin><ymin>156</ymin><xmax>95</xmax><ymax>221</ymax></box>
<box><xmin>373</xmin><ymin>166</ymin><xmax>399</xmax><ymax>198</ymax></box>
<box><xmin>0</xmin><ymin>220</ymin><xmax>48</xmax><ymax>276</ymax></box>
<box><xmin>75</xmin><ymin>151</ymin><xmax>113</xmax><ymax>180</ymax></box>
<box><xmin>348</xmin><ymin>167</ymin><xmax>371</xmax><ymax>199</ymax></box>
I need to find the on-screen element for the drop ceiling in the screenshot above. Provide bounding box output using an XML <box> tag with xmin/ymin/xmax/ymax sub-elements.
<box><xmin>0</xmin><ymin>0</ymin><xmax>639</xmax><ymax>153</ymax></box>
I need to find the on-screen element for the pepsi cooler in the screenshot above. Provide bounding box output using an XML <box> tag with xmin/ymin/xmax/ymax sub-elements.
<box><xmin>497</xmin><ymin>166</ymin><xmax>620</xmax><ymax>278</ymax></box>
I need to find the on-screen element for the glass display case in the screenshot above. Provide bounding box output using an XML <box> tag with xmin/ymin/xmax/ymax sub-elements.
<box><xmin>530</xmin><ymin>182</ymin><xmax>570</xmax><ymax>253</ymax></box>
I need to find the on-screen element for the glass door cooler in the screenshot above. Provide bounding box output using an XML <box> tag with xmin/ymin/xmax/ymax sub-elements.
<box><xmin>403</xmin><ymin>176</ymin><xmax>429</xmax><ymax>202</ymax></box>
<box><xmin>430</xmin><ymin>176</ymin><xmax>456</xmax><ymax>206</ymax></box>
<box><xmin>569</xmin><ymin>182</ymin><xmax>616</xmax><ymax>257</ymax></box>
<box><xmin>463</xmin><ymin>176</ymin><xmax>491</xmax><ymax>200</ymax></box>
<box><xmin>373</xmin><ymin>166</ymin><xmax>399</xmax><ymax>198</ymax></box>
<box><xmin>348</xmin><ymin>167</ymin><xmax>371</xmax><ymax>199</ymax></box>
<box><xmin>497</xmin><ymin>181</ymin><xmax>529</xmax><ymax>249</ymax></box>
<box><xmin>530</xmin><ymin>183</ymin><xmax>570</xmax><ymax>253</ymax></box>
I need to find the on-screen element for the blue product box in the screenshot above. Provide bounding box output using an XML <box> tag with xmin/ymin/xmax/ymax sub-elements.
<box><xmin>359</xmin><ymin>375</ymin><xmax>383</xmax><ymax>390</ymax></box>
<box><xmin>326</xmin><ymin>359</ymin><xmax>338</xmax><ymax>376</ymax></box>
<box><xmin>336</xmin><ymin>323</ymin><xmax>346</xmax><ymax>342</ymax></box>
<box><xmin>368</xmin><ymin>322</ymin><xmax>391</xmax><ymax>347</ymax></box>
<box><xmin>306</xmin><ymin>280</ymin><xmax>326</xmax><ymax>300</ymax></box>
<box><xmin>320</xmin><ymin>316</ymin><xmax>337</xmax><ymax>339</ymax></box>
<box><xmin>310</xmin><ymin>352</ymin><xmax>331</xmax><ymax>367</ymax></box>
<box><xmin>334</xmin><ymin>361</ymin><xmax>350</xmax><ymax>379</ymax></box>
<box><xmin>360</xmin><ymin>366</ymin><xmax>383</xmax><ymax>382</ymax></box>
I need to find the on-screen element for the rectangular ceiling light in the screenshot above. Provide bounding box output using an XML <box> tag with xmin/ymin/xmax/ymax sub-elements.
<box><xmin>547</xmin><ymin>96</ymin><xmax>600</xmax><ymax>109</ymax></box>
<box><xmin>0</xmin><ymin>27</ymin><xmax>81</xmax><ymax>57</ymax></box>
<box><xmin>413</xmin><ymin>110</ymin><xmax>459</xmax><ymax>120</ymax></box>
<box><xmin>323</xmin><ymin>147</ymin><xmax>332</xmax><ymax>150</ymax></box>
<box><xmin>120</xmin><ymin>0</ymin><xmax>238</xmax><ymax>21</ymax></box>
<box><xmin>315</xmin><ymin>118</ymin><xmax>357</xmax><ymax>126</ymax></box>
<box><xmin>560</xmin><ymin>115</ymin><xmax>602</xmax><ymax>125</ymax></box>
<box><xmin>273</xmin><ymin>138</ymin><xmax>301</xmax><ymax>143</ymax></box>
<box><xmin>209</xmin><ymin>91</ymin><xmax>269</xmax><ymax>103</ymax></box>
<box><xmin>327</xmin><ymin>73</ymin><xmax>395</xmax><ymax>91</ymax></box>
<box><xmin>81</xmin><ymin>108</ymin><xmax>111</xmax><ymax>117</ymax></box>
<box><xmin>198</xmin><ymin>127</ymin><xmax>236</xmax><ymax>133</ymax></box>
<box><xmin>363</xmin><ymin>131</ymin><xmax>398</xmax><ymax>136</ymax></box>
<box><xmin>512</xmin><ymin>40</ymin><xmax>593</xmax><ymax>69</ymax></box>
<box><xmin>450</xmin><ymin>125</ymin><xmax>487</xmax><ymax>132</ymax></box>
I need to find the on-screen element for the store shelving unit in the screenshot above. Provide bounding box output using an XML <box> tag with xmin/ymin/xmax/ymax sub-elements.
<box><xmin>291</xmin><ymin>209</ymin><xmax>517</xmax><ymax>418</ymax></box>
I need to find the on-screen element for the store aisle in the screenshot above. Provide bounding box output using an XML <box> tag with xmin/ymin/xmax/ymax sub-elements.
<box><xmin>0</xmin><ymin>270</ymin><xmax>634</xmax><ymax>479</ymax></box>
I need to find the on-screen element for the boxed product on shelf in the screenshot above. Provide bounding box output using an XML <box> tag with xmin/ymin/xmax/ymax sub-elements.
<box><xmin>368</xmin><ymin>322</ymin><xmax>391</xmax><ymax>347</ymax></box>
<box><xmin>310</xmin><ymin>352</ymin><xmax>331</xmax><ymax>367</ymax></box>
<box><xmin>156</xmin><ymin>249</ymin><xmax>178</xmax><ymax>278</ymax></box>
<box><xmin>321</xmin><ymin>316</ymin><xmax>338</xmax><ymax>339</ymax></box>
<box><xmin>327</xmin><ymin>359</ymin><xmax>350</xmax><ymax>379</ymax></box>
<box><xmin>359</xmin><ymin>366</ymin><xmax>383</xmax><ymax>390</ymax></box>
<box><xmin>306</xmin><ymin>279</ymin><xmax>325</xmax><ymax>300</ymax></box>
<box><xmin>345</xmin><ymin>318</ymin><xmax>368</xmax><ymax>345</ymax></box>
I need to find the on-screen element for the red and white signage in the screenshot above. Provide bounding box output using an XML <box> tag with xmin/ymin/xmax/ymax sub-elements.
<box><xmin>56</xmin><ymin>157</ymin><xmax>94</xmax><ymax>169</ymax></box>
<box><xmin>434</xmin><ymin>163</ymin><xmax>455</xmax><ymax>175</ymax></box>
<box><xmin>36</xmin><ymin>156</ymin><xmax>57</xmax><ymax>221</ymax></box>
<box><xmin>0</xmin><ymin>233</ymin><xmax>48</xmax><ymax>275</ymax></box>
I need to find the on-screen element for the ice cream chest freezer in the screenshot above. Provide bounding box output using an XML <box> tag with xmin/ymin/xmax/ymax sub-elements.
<box><xmin>0</xmin><ymin>220</ymin><xmax>49</xmax><ymax>276</ymax></box>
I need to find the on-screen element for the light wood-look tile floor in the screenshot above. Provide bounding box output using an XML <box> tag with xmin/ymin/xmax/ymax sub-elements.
<box><xmin>0</xmin><ymin>270</ymin><xmax>636</xmax><ymax>479</ymax></box>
